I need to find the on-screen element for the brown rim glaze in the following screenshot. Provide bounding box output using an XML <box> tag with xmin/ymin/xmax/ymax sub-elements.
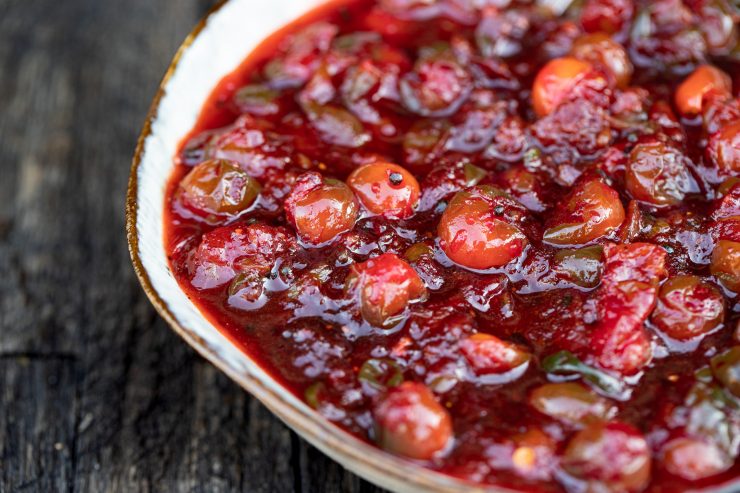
<box><xmin>125</xmin><ymin>2</ymin><xmax>493</xmax><ymax>492</ymax></box>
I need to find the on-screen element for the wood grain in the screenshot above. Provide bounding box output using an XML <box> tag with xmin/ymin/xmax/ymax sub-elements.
<box><xmin>0</xmin><ymin>0</ymin><xmax>387</xmax><ymax>491</ymax></box>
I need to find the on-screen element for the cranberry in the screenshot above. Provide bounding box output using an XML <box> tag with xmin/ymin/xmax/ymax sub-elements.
<box><xmin>203</xmin><ymin>117</ymin><xmax>291</xmax><ymax>178</ymax></box>
<box><xmin>690</xmin><ymin>0</ymin><xmax>739</xmax><ymax>56</ymax></box>
<box><xmin>701</xmin><ymin>93</ymin><xmax>740</xmax><ymax>135</ymax></box>
<box><xmin>571</xmin><ymin>33</ymin><xmax>633</xmax><ymax>88</ymax></box>
<box><xmin>459</xmin><ymin>333</ymin><xmax>530</xmax><ymax>375</ymax></box>
<box><xmin>233</xmin><ymin>84</ymin><xmax>282</xmax><ymax>116</ymax></box>
<box><xmin>711</xmin><ymin>346</ymin><xmax>740</xmax><ymax>397</ymax></box>
<box><xmin>498</xmin><ymin>166</ymin><xmax>551</xmax><ymax>213</ymax></box>
<box><xmin>626</xmin><ymin>140</ymin><xmax>694</xmax><ymax>207</ymax></box>
<box><xmin>544</xmin><ymin>177</ymin><xmax>625</xmax><ymax>246</ymax></box>
<box><xmin>345</xmin><ymin>253</ymin><xmax>426</xmax><ymax>327</ymax></box>
<box><xmin>402</xmin><ymin>119</ymin><xmax>450</xmax><ymax>171</ymax></box>
<box><xmin>711</xmin><ymin>180</ymin><xmax>740</xmax><ymax>220</ymax></box>
<box><xmin>651</xmin><ymin>275</ymin><xmax>725</xmax><ymax>341</ymax></box>
<box><xmin>373</xmin><ymin>381</ymin><xmax>453</xmax><ymax>460</ymax></box>
<box><xmin>284</xmin><ymin>172</ymin><xmax>359</xmax><ymax>246</ymax></box>
<box><xmin>263</xmin><ymin>22</ymin><xmax>338</xmax><ymax>88</ymax></box>
<box><xmin>562</xmin><ymin>422</ymin><xmax>651</xmax><ymax>492</ymax></box>
<box><xmin>707</xmin><ymin>120</ymin><xmax>740</xmax><ymax>174</ymax></box>
<box><xmin>528</xmin><ymin>382</ymin><xmax>616</xmax><ymax>427</ymax></box>
<box><xmin>400</xmin><ymin>49</ymin><xmax>472</xmax><ymax>117</ymax></box>
<box><xmin>301</xmin><ymin>102</ymin><xmax>372</xmax><ymax>148</ymax></box>
<box><xmin>189</xmin><ymin>223</ymin><xmax>296</xmax><ymax>290</ymax></box>
<box><xmin>674</xmin><ymin>65</ymin><xmax>732</xmax><ymax>116</ymax></box>
<box><xmin>347</xmin><ymin>162</ymin><xmax>420</xmax><ymax>219</ymax></box>
<box><xmin>661</xmin><ymin>437</ymin><xmax>732</xmax><ymax>481</ymax></box>
<box><xmin>177</xmin><ymin>160</ymin><xmax>261</xmax><ymax>218</ymax></box>
<box><xmin>711</xmin><ymin>239</ymin><xmax>740</xmax><ymax>292</ymax></box>
<box><xmin>532</xmin><ymin>98</ymin><xmax>612</xmax><ymax>160</ymax></box>
<box><xmin>438</xmin><ymin>186</ymin><xmax>528</xmax><ymax>270</ymax></box>
<box><xmin>531</xmin><ymin>57</ymin><xmax>594</xmax><ymax>117</ymax></box>
<box><xmin>580</xmin><ymin>0</ymin><xmax>635</xmax><ymax>36</ymax></box>
<box><xmin>475</xmin><ymin>8</ymin><xmax>530</xmax><ymax>59</ymax></box>
<box><xmin>419</xmin><ymin>161</ymin><xmax>487</xmax><ymax>212</ymax></box>
<box><xmin>553</xmin><ymin>245</ymin><xmax>604</xmax><ymax>288</ymax></box>
<box><xmin>629</xmin><ymin>0</ymin><xmax>707</xmax><ymax>74</ymax></box>
<box><xmin>591</xmin><ymin>243</ymin><xmax>667</xmax><ymax>374</ymax></box>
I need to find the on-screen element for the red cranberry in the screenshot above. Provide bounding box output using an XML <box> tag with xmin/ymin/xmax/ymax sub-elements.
<box><xmin>373</xmin><ymin>382</ymin><xmax>452</xmax><ymax>460</ymax></box>
<box><xmin>284</xmin><ymin>172</ymin><xmax>359</xmax><ymax>246</ymax></box>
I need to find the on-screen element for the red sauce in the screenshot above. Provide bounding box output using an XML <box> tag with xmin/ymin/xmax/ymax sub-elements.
<box><xmin>163</xmin><ymin>1</ymin><xmax>740</xmax><ymax>491</ymax></box>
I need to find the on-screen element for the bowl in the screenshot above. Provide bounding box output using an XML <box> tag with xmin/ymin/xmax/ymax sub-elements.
<box><xmin>125</xmin><ymin>0</ymin><xmax>495</xmax><ymax>491</ymax></box>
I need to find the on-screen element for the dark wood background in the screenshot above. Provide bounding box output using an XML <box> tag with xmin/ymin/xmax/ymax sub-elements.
<box><xmin>0</xmin><ymin>1</ymin><xmax>387</xmax><ymax>491</ymax></box>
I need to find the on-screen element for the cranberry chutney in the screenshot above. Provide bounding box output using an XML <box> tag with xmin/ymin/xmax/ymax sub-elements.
<box><xmin>164</xmin><ymin>0</ymin><xmax>740</xmax><ymax>491</ymax></box>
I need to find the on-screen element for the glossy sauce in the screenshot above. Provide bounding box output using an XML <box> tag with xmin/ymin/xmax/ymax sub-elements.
<box><xmin>164</xmin><ymin>0</ymin><xmax>740</xmax><ymax>491</ymax></box>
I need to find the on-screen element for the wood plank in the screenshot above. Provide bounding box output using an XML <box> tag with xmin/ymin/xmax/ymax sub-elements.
<box><xmin>0</xmin><ymin>356</ymin><xmax>78</xmax><ymax>493</ymax></box>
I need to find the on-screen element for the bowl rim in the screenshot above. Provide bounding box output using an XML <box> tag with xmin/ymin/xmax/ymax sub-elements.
<box><xmin>124</xmin><ymin>2</ymin><xmax>740</xmax><ymax>493</ymax></box>
<box><xmin>125</xmin><ymin>2</ymin><xmax>494</xmax><ymax>492</ymax></box>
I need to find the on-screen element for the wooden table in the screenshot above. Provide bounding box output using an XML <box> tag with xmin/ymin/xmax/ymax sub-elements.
<box><xmin>0</xmin><ymin>1</ymin><xmax>386</xmax><ymax>491</ymax></box>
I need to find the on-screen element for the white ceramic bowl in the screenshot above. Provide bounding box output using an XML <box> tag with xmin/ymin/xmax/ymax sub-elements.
<box><xmin>125</xmin><ymin>1</ymin><xmax>494</xmax><ymax>491</ymax></box>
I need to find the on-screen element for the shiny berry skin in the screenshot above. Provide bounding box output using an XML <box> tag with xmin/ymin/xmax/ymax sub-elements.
<box><xmin>373</xmin><ymin>382</ymin><xmax>452</xmax><ymax>460</ymax></box>
<box><xmin>460</xmin><ymin>333</ymin><xmax>531</xmax><ymax>375</ymax></box>
<box><xmin>400</xmin><ymin>52</ymin><xmax>472</xmax><ymax>117</ymax></box>
<box><xmin>707</xmin><ymin>120</ymin><xmax>740</xmax><ymax>174</ymax></box>
<box><xmin>347</xmin><ymin>162</ymin><xmax>420</xmax><ymax>219</ymax></box>
<box><xmin>532</xmin><ymin>57</ymin><xmax>593</xmax><ymax>117</ymax></box>
<box><xmin>177</xmin><ymin>160</ymin><xmax>261</xmax><ymax>217</ymax></box>
<box><xmin>661</xmin><ymin>437</ymin><xmax>732</xmax><ymax>481</ymax></box>
<box><xmin>592</xmin><ymin>243</ymin><xmax>667</xmax><ymax>374</ymax></box>
<box><xmin>711</xmin><ymin>240</ymin><xmax>740</xmax><ymax>292</ymax></box>
<box><xmin>674</xmin><ymin>65</ymin><xmax>732</xmax><ymax>116</ymax></box>
<box><xmin>562</xmin><ymin>422</ymin><xmax>651</xmax><ymax>493</ymax></box>
<box><xmin>571</xmin><ymin>33</ymin><xmax>633</xmax><ymax>88</ymax></box>
<box><xmin>626</xmin><ymin>141</ymin><xmax>693</xmax><ymax>207</ymax></box>
<box><xmin>544</xmin><ymin>177</ymin><xmax>625</xmax><ymax>246</ymax></box>
<box><xmin>284</xmin><ymin>172</ymin><xmax>359</xmax><ymax>246</ymax></box>
<box><xmin>528</xmin><ymin>382</ymin><xmax>616</xmax><ymax>427</ymax></box>
<box><xmin>438</xmin><ymin>187</ymin><xmax>528</xmax><ymax>270</ymax></box>
<box><xmin>650</xmin><ymin>275</ymin><xmax>725</xmax><ymax>341</ymax></box>
<box><xmin>580</xmin><ymin>0</ymin><xmax>634</xmax><ymax>36</ymax></box>
<box><xmin>189</xmin><ymin>223</ymin><xmax>296</xmax><ymax>290</ymax></box>
<box><xmin>346</xmin><ymin>253</ymin><xmax>426</xmax><ymax>327</ymax></box>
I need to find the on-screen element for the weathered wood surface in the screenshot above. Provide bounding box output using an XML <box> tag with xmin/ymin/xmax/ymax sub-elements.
<box><xmin>0</xmin><ymin>1</ymin><xmax>387</xmax><ymax>491</ymax></box>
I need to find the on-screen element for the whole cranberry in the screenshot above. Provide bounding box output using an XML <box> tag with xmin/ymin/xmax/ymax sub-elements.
<box><xmin>532</xmin><ymin>57</ymin><xmax>594</xmax><ymax>117</ymax></box>
<box><xmin>400</xmin><ymin>50</ymin><xmax>472</xmax><ymax>117</ymax></box>
<box><xmin>373</xmin><ymin>382</ymin><xmax>452</xmax><ymax>460</ymax></box>
<box><xmin>651</xmin><ymin>275</ymin><xmax>725</xmax><ymax>341</ymax></box>
<box><xmin>177</xmin><ymin>160</ymin><xmax>261</xmax><ymax>218</ymax></box>
<box><xmin>284</xmin><ymin>172</ymin><xmax>359</xmax><ymax>246</ymax></box>
<box><xmin>544</xmin><ymin>177</ymin><xmax>625</xmax><ymax>246</ymax></box>
<box><xmin>438</xmin><ymin>186</ymin><xmax>528</xmax><ymax>270</ymax></box>
<box><xmin>707</xmin><ymin>120</ymin><xmax>740</xmax><ymax>175</ymax></box>
<box><xmin>460</xmin><ymin>333</ymin><xmax>531</xmax><ymax>375</ymax></box>
<box><xmin>562</xmin><ymin>421</ymin><xmax>651</xmax><ymax>492</ymax></box>
<box><xmin>711</xmin><ymin>240</ymin><xmax>740</xmax><ymax>292</ymax></box>
<box><xmin>345</xmin><ymin>253</ymin><xmax>426</xmax><ymax>327</ymax></box>
<box><xmin>674</xmin><ymin>65</ymin><xmax>732</xmax><ymax>116</ymax></box>
<box><xmin>626</xmin><ymin>141</ymin><xmax>694</xmax><ymax>207</ymax></box>
<box><xmin>580</xmin><ymin>0</ymin><xmax>635</xmax><ymax>36</ymax></box>
<box><xmin>189</xmin><ymin>223</ymin><xmax>296</xmax><ymax>290</ymax></box>
<box><xmin>347</xmin><ymin>162</ymin><xmax>420</xmax><ymax>219</ymax></box>
<box><xmin>662</xmin><ymin>437</ymin><xmax>732</xmax><ymax>480</ymax></box>
<box><xmin>571</xmin><ymin>33</ymin><xmax>633</xmax><ymax>88</ymax></box>
<box><xmin>529</xmin><ymin>382</ymin><xmax>617</xmax><ymax>427</ymax></box>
